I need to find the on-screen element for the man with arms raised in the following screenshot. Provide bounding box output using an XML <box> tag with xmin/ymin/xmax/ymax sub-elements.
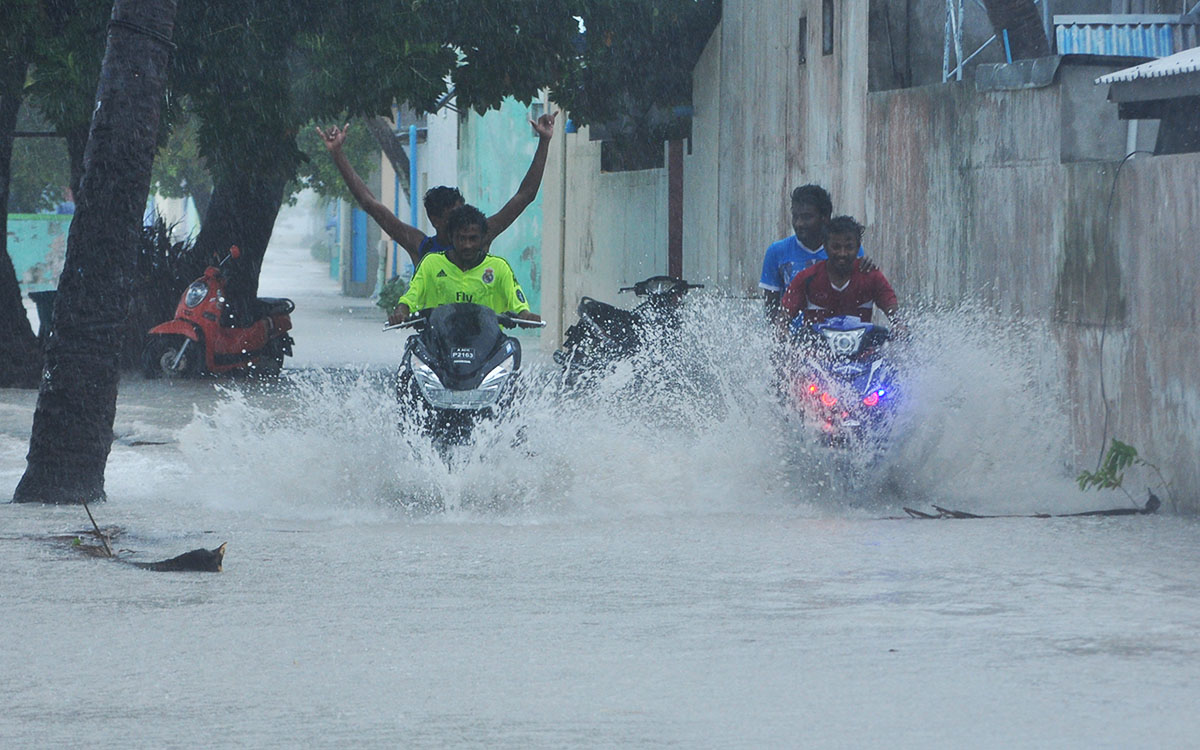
<box><xmin>779</xmin><ymin>216</ymin><xmax>901</xmax><ymax>331</ymax></box>
<box><xmin>389</xmin><ymin>205</ymin><xmax>541</xmax><ymax>326</ymax></box>
<box><xmin>317</xmin><ymin>111</ymin><xmax>557</xmax><ymax>266</ymax></box>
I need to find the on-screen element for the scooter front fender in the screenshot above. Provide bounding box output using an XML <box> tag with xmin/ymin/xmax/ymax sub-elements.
<box><xmin>147</xmin><ymin>320</ymin><xmax>202</xmax><ymax>341</ymax></box>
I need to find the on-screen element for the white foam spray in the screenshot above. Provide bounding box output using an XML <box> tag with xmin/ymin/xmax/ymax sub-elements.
<box><xmin>173</xmin><ymin>295</ymin><xmax>1084</xmax><ymax>523</ymax></box>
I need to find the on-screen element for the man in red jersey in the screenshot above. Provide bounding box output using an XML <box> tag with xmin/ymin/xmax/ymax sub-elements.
<box><xmin>780</xmin><ymin>215</ymin><xmax>902</xmax><ymax>331</ymax></box>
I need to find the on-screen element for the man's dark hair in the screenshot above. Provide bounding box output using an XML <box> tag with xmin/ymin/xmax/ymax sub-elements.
<box><xmin>790</xmin><ymin>184</ymin><xmax>833</xmax><ymax>217</ymax></box>
<box><xmin>446</xmin><ymin>204</ymin><xmax>488</xmax><ymax>237</ymax></box>
<box><xmin>827</xmin><ymin>215</ymin><xmax>865</xmax><ymax>243</ymax></box>
<box><xmin>423</xmin><ymin>186</ymin><xmax>464</xmax><ymax>219</ymax></box>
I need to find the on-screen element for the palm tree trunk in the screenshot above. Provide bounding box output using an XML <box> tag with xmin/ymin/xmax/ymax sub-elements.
<box><xmin>0</xmin><ymin>55</ymin><xmax>42</xmax><ymax>388</ymax></box>
<box><xmin>14</xmin><ymin>0</ymin><xmax>178</xmax><ymax>504</ymax></box>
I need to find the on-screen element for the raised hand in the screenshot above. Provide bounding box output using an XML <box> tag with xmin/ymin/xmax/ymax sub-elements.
<box><xmin>315</xmin><ymin>122</ymin><xmax>351</xmax><ymax>152</ymax></box>
<box><xmin>529</xmin><ymin>110</ymin><xmax>558</xmax><ymax>139</ymax></box>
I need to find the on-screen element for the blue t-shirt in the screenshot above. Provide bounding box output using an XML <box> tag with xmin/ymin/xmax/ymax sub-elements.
<box><xmin>758</xmin><ymin>235</ymin><xmax>864</xmax><ymax>293</ymax></box>
<box><xmin>417</xmin><ymin>234</ymin><xmax>453</xmax><ymax>260</ymax></box>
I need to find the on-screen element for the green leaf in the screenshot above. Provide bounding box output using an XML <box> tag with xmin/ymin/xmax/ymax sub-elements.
<box><xmin>1077</xmin><ymin>439</ymin><xmax>1146</xmax><ymax>492</ymax></box>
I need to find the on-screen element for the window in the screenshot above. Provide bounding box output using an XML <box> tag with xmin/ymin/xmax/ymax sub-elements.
<box><xmin>822</xmin><ymin>0</ymin><xmax>834</xmax><ymax>55</ymax></box>
<box><xmin>798</xmin><ymin>16</ymin><xmax>807</xmax><ymax>65</ymax></box>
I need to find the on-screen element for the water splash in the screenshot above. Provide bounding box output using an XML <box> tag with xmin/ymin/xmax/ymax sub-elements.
<box><xmin>174</xmin><ymin>296</ymin><xmax>1082</xmax><ymax>523</ymax></box>
<box><xmin>875</xmin><ymin>300</ymin><xmax>1079</xmax><ymax>513</ymax></box>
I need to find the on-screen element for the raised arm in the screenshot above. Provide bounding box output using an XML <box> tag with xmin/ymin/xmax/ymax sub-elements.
<box><xmin>484</xmin><ymin>111</ymin><xmax>558</xmax><ymax>242</ymax></box>
<box><xmin>317</xmin><ymin>123</ymin><xmax>426</xmax><ymax>263</ymax></box>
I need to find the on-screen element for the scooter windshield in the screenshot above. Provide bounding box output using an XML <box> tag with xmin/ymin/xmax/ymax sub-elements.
<box><xmin>423</xmin><ymin>303</ymin><xmax>506</xmax><ymax>379</ymax></box>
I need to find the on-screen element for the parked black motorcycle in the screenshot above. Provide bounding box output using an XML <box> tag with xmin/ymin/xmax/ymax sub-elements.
<box><xmin>391</xmin><ymin>303</ymin><xmax>544</xmax><ymax>449</ymax></box>
<box><xmin>553</xmin><ymin>275</ymin><xmax>703</xmax><ymax>389</ymax></box>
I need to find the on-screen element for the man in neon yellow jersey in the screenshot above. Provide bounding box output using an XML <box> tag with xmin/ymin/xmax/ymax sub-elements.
<box><xmin>388</xmin><ymin>204</ymin><xmax>542</xmax><ymax>326</ymax></box>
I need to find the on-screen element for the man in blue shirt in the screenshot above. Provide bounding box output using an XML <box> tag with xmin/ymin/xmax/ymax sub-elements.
<box><xmin>760</xmin><ymin>184</ymin><xmax>867</xmax><ymax>324</ymax></box>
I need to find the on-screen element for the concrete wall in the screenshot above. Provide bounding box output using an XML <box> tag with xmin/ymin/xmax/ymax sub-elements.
<box><xmin>540</xmin><ymin>0</ymin><xmax>1200</xmax><ymax>507</ymax></box>
<box><xmin>861</xmin><ymin>75</ymin><xmax>1200</xmax><ymax>506</ymax></box>
<box><xmin>1059</xmin><ymin>154</ymin><xmax>1200</xmax><ymax>510</ymax></box>
<box><xmin>6</xmin><ymin>214</ymin><xmax>70</xmax><ymax>294</ymax></box>
<box><xmin>703</xmin><ymin>0</ymin><xmax>872</xmax><ymax>286</ymax></box>
<box><xmin>458</xmin><ymin>96</ymin><xmax>549</xmax><ymax>313</ymax></box>
<box><xmin>378</xmin><ymin>103</ymin><xmax>459</xmax><ymax>280</ymax></box>
<box><xmin>541</xmin><ymin>122</ymin><xmax>671</xmax><ymax>344</ymax></box>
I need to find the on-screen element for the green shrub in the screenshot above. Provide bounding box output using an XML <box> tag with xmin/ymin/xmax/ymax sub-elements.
<box><xmin>376</xmin><ymin>275</ymin><xmax>409</xmax><ymax>312</ymax></box>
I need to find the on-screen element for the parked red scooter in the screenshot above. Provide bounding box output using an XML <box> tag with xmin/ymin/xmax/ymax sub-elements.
<box><xmin>142</xmin><ymin>245</ymin><xmax>295</xmax><ymax>378</ymax></box>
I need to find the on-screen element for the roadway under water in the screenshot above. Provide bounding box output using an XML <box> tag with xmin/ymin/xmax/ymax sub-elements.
<box><xmin>173</xmin><ymin>297</ymin><xmax>1097</xmax><ymax>520</ymax></box>
<box><xmin>2</xmin><ymin>271</ymin><xmax>1195</xmax><ymax>746</ymax></box>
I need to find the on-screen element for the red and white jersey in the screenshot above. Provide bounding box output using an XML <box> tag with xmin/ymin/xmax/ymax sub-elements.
<box><xmin>780</xmin><ymin>259</ymin><xmax>898</xmax><ymax>324</ymax></box>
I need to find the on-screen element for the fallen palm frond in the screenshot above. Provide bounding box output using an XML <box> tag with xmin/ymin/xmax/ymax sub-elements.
<box><xmin>894</xmin><ymin>492</ymin><xmax>1160</xmax><ymax>520</ymax></box>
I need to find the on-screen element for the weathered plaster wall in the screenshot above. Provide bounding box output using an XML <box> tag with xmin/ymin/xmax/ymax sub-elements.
<box><xmin>711</xmin><ymin>0</ymin><xmax>871</xmax><ymax>288</ymax></box>
<box><xmin>540</xmin><ymin>123</ymin><xmax>670</xmax><ymax>344</ymax></box>
<box><xmin>860</xmin><ymin>78</ymin><xmax>1200</xmax><ymax>508</ymax></box>
<box><xmin>458</xmin><ymin>96</ymin><xmax>548</xmax><ymax>312</ymax></box>
<box><xmin>541</xmin><ymin>0</ymin><xmax>1200</xmax><ymax>507</ymax></box>
<box><xmin>1063</xmin><ymin>154</ymin><xmax>1200</xmax><ymax>509</ymax></box>
<box><xmin>682</xmin><ymin>21</ymin><xmax>722</xmax><ymax>288</ymax></box>
<box><xmin>6</xmin><ymin>214</ymin><xmax>70</xmax><ymax>293</ymax></box>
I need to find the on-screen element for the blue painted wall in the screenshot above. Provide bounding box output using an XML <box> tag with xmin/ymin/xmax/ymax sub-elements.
<box><xmin>7</xmin><ymin>214</ymin><xmax>71</xmax><ymax>293</ymax></box>
<box><xmin>457</xmin><ymin>97</ymin><xmax>546</xmax><ymax>314</ymax></box>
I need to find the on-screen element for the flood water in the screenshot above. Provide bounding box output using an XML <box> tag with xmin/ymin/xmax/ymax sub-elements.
<box><xmin>2</xmin><ymin>228</ymin><xmax>1197</xmax><ymax>748</ymax></box>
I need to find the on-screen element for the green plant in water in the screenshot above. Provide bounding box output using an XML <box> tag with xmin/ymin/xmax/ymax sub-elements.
<box><xmin>376</xmin><ymin>276</ymin><xmax>409</xmax><ymax>313</ymax></box>
<box><xmin>1077</xmin><ymin>438</ymin><xmax>1172</xmax><ymax>508</ymax></box>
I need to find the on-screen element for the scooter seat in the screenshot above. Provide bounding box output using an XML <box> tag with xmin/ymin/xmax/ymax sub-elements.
<box><xmin>257</xmin><ymin>297</ymin><xmax>295</xmax><ymax>315</ymax></box>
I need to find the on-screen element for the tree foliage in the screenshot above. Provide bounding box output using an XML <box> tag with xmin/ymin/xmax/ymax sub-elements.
<box><xmin>7</xmin><ymin>0</ymin><xmax>721</xmax><ymax>217</ymax></box>
<box><xmin>7</xmin><ymin>109</ymin><xmax>70</xmax><ymax>213</ymax></box>
<box><xmin>23</xmin><ymin>0</ymin><xmax>113</xmax><ymax>195</ymax></box>
<box><xmin>4</xmin><ymin>0</ymin><xmax>724</xmax><ymax>330</ymax></box>
<box><xmin>22</xmin><ymin>0</ymin><xmax>110</xmax><ymax>136</ymax></box>
<box><xmin>148</xmin><ymin>98</ymin><xmax>212</xmax><ymax>218</ymax></box>
<box><xmin>553</xmin><ymin>0</ymin><xmax>721</xmax><ymax>140</ymax></box>
<box><xmin>292</xmin><ymin>118</ymin><xmax>381</xmax><ymax>203</ymax></box>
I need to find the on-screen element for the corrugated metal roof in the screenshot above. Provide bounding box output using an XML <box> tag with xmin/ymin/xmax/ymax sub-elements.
<box><xmin>1095</xmin><ymin>46</ymin><xmax>1200</xmax><ymax>84</ymax></box>
<box><xmin>1054</xmin><ymin>14</ymin><xmax>1199</xmax><ymax>58</ymax></box>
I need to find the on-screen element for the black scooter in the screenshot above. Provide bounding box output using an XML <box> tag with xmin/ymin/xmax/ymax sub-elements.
<box><xmin>553</xmin><ymin>275</ymin><xmax>703</xmax><ymax>389</ymax></box>
<box><xmin>390</xmin><ymin>303</ymin><xmax>544</xmax><ymax>448</ymax></box>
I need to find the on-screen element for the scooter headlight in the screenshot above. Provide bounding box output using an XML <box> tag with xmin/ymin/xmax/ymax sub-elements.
<box><xmin>184</xmin><ymin>281</ymin><xmax>209</xmax><ymax>308</ymax></box>
<box><xmin>821</xmin><ymin>327</ymin><xmax>866</xmax><ymax>356</ymax></box>
<box><xmin>411</xmin><ymin>354</ymin><xmax>515</xmax><ymax>410</ymax></box>
<box><xmin>478</xmin><ymin>355</ymin><xmax>515</xmax><ymax>392</ymax></box>
<box><xmin>411</xmin><ymin>357</ymin><xmax>443</xmax><ymax>392</ymax></box>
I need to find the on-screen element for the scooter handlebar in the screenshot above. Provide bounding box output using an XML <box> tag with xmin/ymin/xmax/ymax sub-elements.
<box><xmin>498</xmin><ymin>314</ymin><xmax>547</xmax><ymax>329</ymax></box>
<box><xmin>383</xmin><ymin>308</ymin><xmax>428</xmax><ymax>331</ymax></box>
<box><xmin>383</xmin><ymin>310</ymin><xmax>545</xmax><ymax>331</ymax></box>
<box><xmin>619</xmin><ymin>276</ymin><xmax>704</xmax><ymax>296</ymax></box>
